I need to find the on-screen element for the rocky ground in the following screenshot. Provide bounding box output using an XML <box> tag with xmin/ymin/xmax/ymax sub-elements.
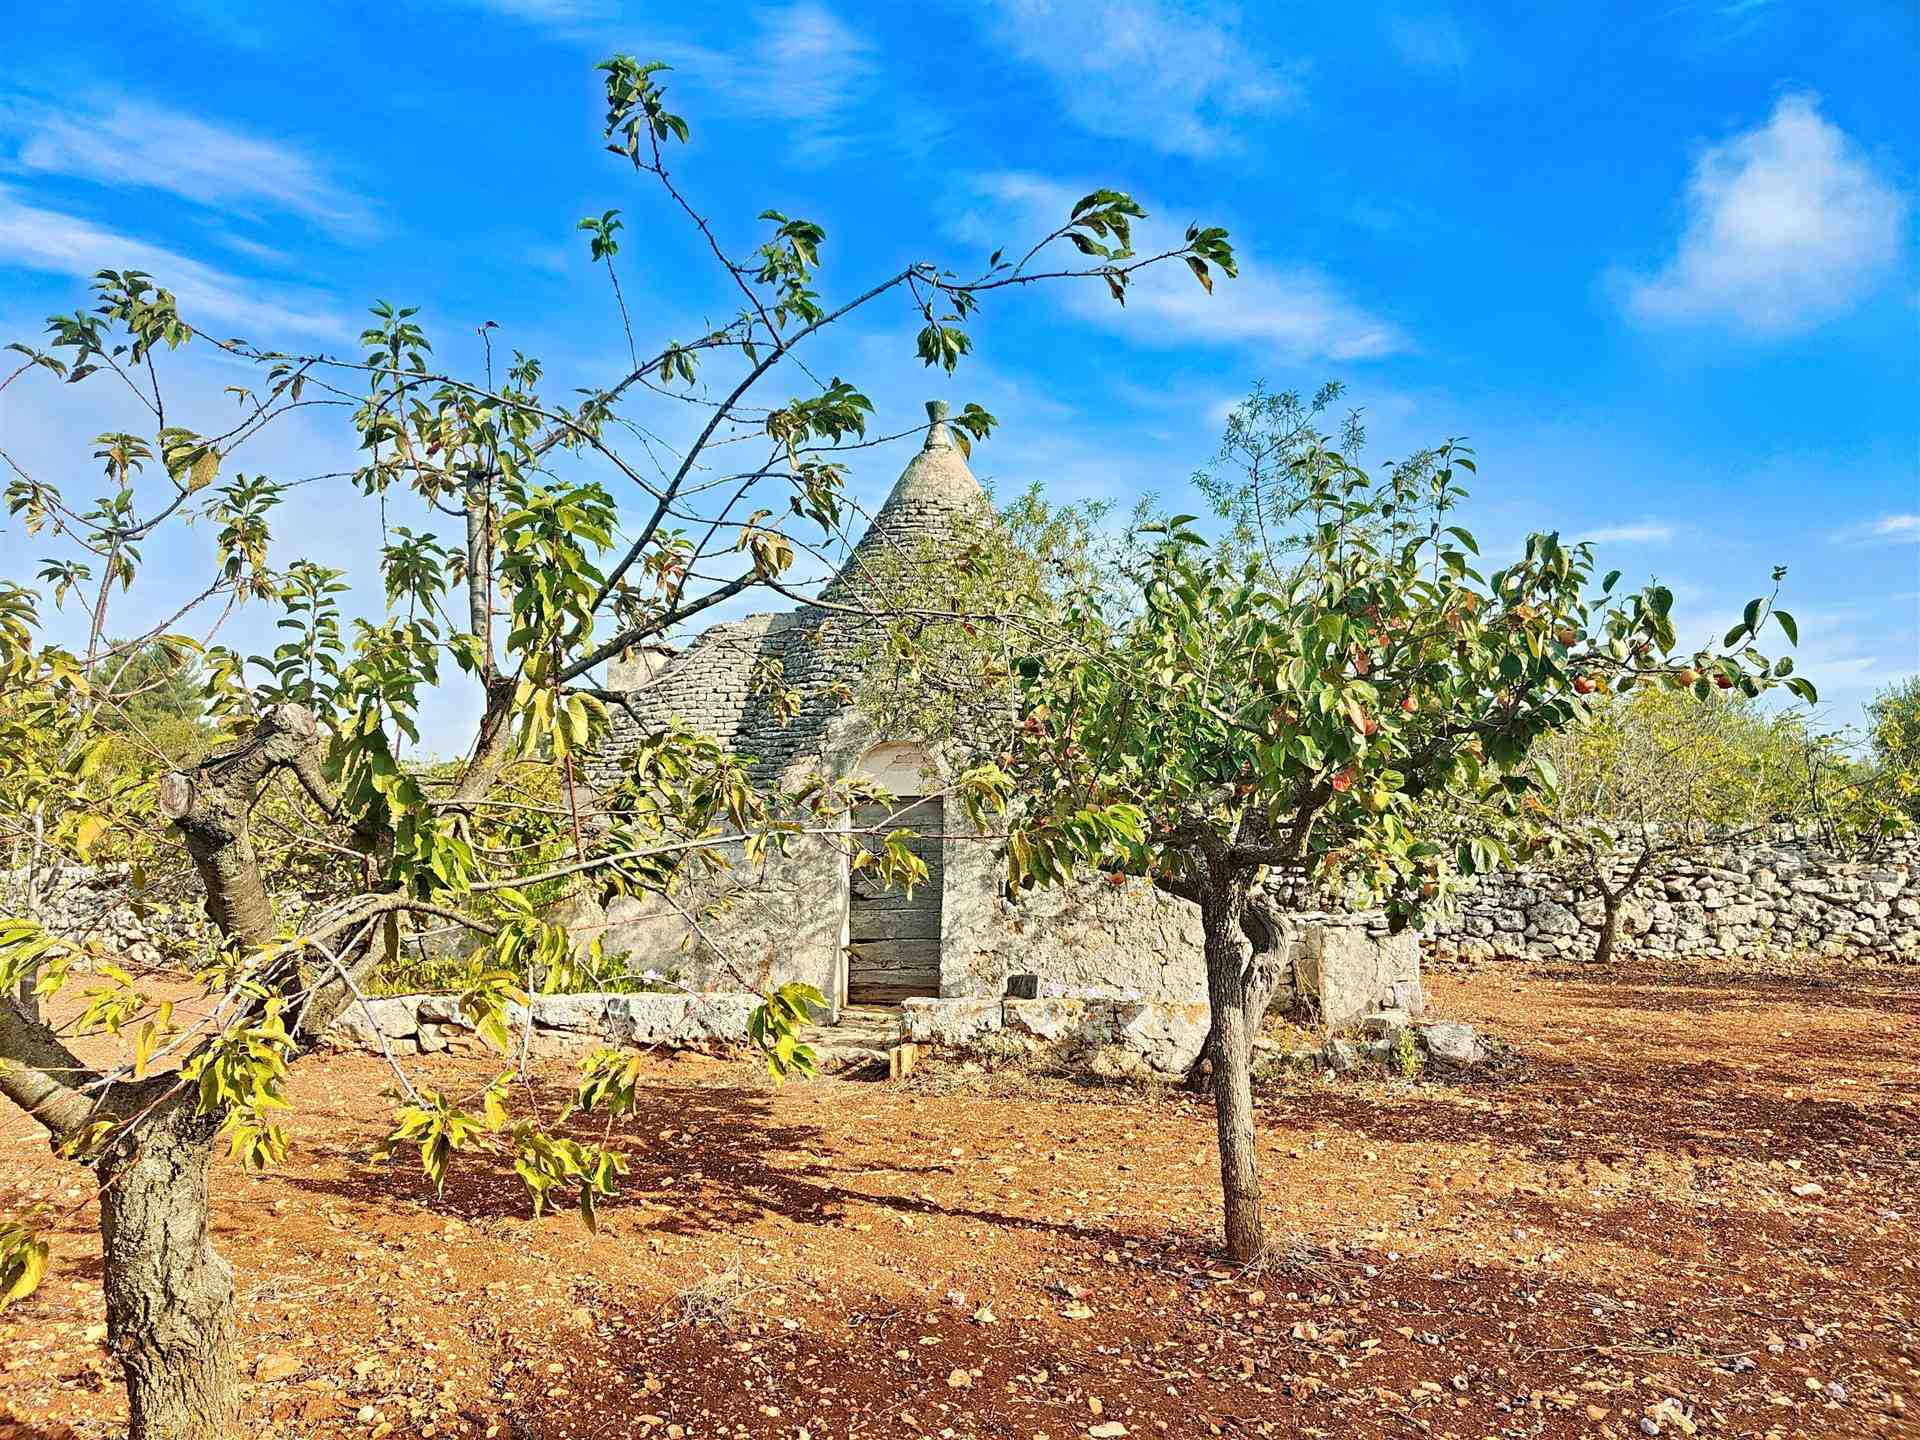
<box><xmin>2</xmin><ymin>954</ymin><xmax>1914</xmax><ymax>1440</ymax></box>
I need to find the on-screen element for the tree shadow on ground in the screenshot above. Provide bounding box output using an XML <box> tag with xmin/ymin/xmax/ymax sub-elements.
<box><xmin>271</xmin><ymin>1077</ymin><xmax>1179</xmax><ymax>1255</ymax></box>
<box><xmin>1524</xmin><ymin>961</ymin><xmax>1920</xmax><ymax>1016</ymax></box>
<box><xmin>1255</xmin><ymin>1044</ymin><xmax>1909</xmax><ymax>1168</ymax></box>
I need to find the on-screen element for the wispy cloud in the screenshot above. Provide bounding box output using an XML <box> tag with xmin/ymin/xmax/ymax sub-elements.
<box><xmin>979</xmin><ymin>0</ymin><xmax>1301</xmax><ymax>158</ymax></box>
<box><xmin>0</xmin><ymin>188</ymin><xmax>347</xmax><ymax>338</ymax></box>
<box><xmin>957</xmin><ymin>173</ymin><xmax>1404</xmax><ymax>361</ymax></box>
<box><xmin>1618</xmin><ymin>92</ymin><xmax>1910</xmax><ymax>336</ymax></box>
<box><xmin>1835</xmin><ymin>512</ymin><xmax>1920</xmax><ymax>543</ymax></box>
<box><xmin>734</xmin><ymin>2</ymin><xmax>881</xmax><ymax>160</ymax></box>
<box><xmin>0</xmin><ymin>95</ymin><xmax>377</xmax><ymax>241</ymax></box>
<box><xmin>450</xmin><ymin>1</ymin><xmax>899</xmax><ymax>162</ymax></box>
<box><xmin>464</xmin><ymin>0</ymin><xmax>606</xmax><ymax>20</ymax></box>
<box><xmin>1581</xmin><ymin>522</ymin><xmax>1674</xmax><ymax>544</ymax></box>
<box><xmin>1388</xmin><ymin>13</ymin><xmax>1472</xmax><ymax>73</ymax></box>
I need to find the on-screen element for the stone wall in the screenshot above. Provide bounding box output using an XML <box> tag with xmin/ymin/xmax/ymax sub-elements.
<box><xmin>327</xmin><ymin>990</ymin><xmax>761</xmax><ymax>1056</ymax></box>
<box><xmin>900</xmin><ymin>994</ymin><xmax>1210</xmax><ymax>1079</ymax></box>
<box><xmin>1421</xmin><ymin>829</ymin><xmax>1920</xmax><ymax>965</ymax></box>
<box><xmin>582</xmin><ymin>706</ymin><xmax>1220</xmax><ymax>1014</ymax></box>
<box><xmin>0</xmin><ymin>862</ymin><xmax>210</xmax><ymax>965</ymax></box>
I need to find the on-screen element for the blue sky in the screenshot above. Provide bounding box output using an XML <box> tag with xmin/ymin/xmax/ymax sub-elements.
<box><xmin>1</xmin><ymin>0</ymin><xmax>1914</xmax><ymax>754</ymax></box>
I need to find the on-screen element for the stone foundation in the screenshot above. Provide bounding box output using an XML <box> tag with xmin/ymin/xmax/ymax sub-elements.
<box><xmin>901</xmin><ymin>994</ymin><xmax>1211</xmax><ymax>1078</ymax></box>
<box><xmin>327</xmin><ymin>991</ymin><xmax>760</xmax><ymax>1056</ymax></box>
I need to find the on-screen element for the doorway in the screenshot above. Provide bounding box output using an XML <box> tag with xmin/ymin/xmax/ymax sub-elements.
<box><xmin>846</xmin><ymin>796</ymin><xmax>943</xmax><ymax>1004</ymax></box>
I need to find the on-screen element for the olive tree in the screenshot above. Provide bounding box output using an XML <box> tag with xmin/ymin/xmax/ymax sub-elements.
<box><xmin>995</xmin><ymin>448</ymin><xmax>1803</xmax><ymax>1262</ymax></box>
<box><xmin>0</xmin><ymin>56</ymin><xmax>1236</xmax><ymax>1439</ymax></box>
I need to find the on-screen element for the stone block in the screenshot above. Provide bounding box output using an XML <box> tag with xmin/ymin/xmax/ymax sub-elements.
<box><xmin>331</xmin><ymin>996</ymin><xmax>419</xmax><ymax>1049</ymax></box>
<box><xmin>416</xmin><ymin>1021</ymin><xmax>468</xmax><ymax>1053</ymax></box>
<box><xmin>901</xmin><ymin>997</ymin><xmax>1003</xmax><ymax>1045</ymax></box>
<box><xmin>532</xmin><ymin>993</ymin><xmax>611</xmax><ymax>1032</ymax></box>
<box><xmin>1294</xmin><ymin>923</ymin><xmax>1423</xmax><ymax>1028</ymax></box>
<box><xmin>615</xmin><ymin>992</ymin><xmax>694</xmax><ymax>1044</ymax></box>
<box><xmin>415</xmin><ymin>994</ymin><xmax>470</xmax><ymax>1026</ymax></box>
<box><xmin>1113</xmin><ymin>1001</ymin><xmax>1208</xmax><ymax>1076</ymax></box>
<box><xmin>682</xmin><ymin>992</ymin><xmax>759</xmax><ymax>1043</ymax></box>
<box><xmin>1002</xmin><ymin>997</ymin><xmax>1089</xmax><ymax>1041</ymax></box>
<box><xmin>1420</xmin><ymin>1020</ymin><xmax>1485</xmax><ymax>1067</ymax></box>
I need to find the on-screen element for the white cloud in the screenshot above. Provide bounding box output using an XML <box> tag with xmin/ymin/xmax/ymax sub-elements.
<box><xmin>0</xmin><ymin>188</ymin><xmax>348</xmax><ymax>339</ymax></box>
<box><xmin>1621</xmin><ymin>92</ymin><xmax>1910</xmax><ymax>336</ymax></box>
<box><xmin>1</xmin><ymin>95</ymin><xmax>376</xmax><ymax>240</ymax></box>
<box><xmin>451</xmin><ymin>2</ymin><xmax>893</xmax><ymax>161</ymax></box>
<box><xmin>980</xmin><ymin>0</ymin><xmax>1300</xmax><ymax>158</ymax></box>
<box><xmin>957</xmin><ymin>173</ymin><xmax>1403</xmax><ymax>362</ymax></box>
<box><xmin>734</xmin><ymin>3</ymin><xmax>880</xmax><ymax>159</ymax></box>
<box><xmin>1835</xmin><ymin>512</ymin><xmax>1920</xmax><ymax>543</ymax></box>
<box><xmin>1388</xmin><ymin>13</ymin><xmax>1471</xmax><ymax>72</ymax></box>
<box><xmin>1581</xmin><ymin>522</ymin><xmax>1674</xmax><ymax>544</ymax></box>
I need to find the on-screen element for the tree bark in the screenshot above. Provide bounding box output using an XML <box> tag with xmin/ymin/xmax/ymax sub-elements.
<box><xmin>1593</xmin><ymin>887</ymin><xmax>1623</xmax><ymax>966</ymax></box>
<box><xmin>1200</xmin><ymin>883</ymin><xmax>1265</xmax><ymax>1264</ymax></box>
<box><xmin>98</xmin><ymin>1089</ymin><xmax>239</xmax><ymax>1440</ymax></box>
<box><xmin>463</xmin><ymin>469</ymin><xmax>493</xmax><ymax>679</ymax></box>
<box><xmin>1186</xmin><ymin>890</ymin><xmax>1292</xmax><ymax>1090</ymax></box>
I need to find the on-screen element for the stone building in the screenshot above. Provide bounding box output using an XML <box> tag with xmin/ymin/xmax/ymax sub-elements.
<box><xmin>585</xmin><ymin>402</ymin><xmax>1214</xmax><ymax>1018</ymax></box>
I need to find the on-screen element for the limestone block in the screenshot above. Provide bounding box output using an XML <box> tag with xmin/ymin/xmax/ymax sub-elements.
<box><xmin>1421</xmin><ymin>1021</ymin><xmax>1485</xmax><ymax>1067</ymax></box>
<box><xmin>682</xmin><ymin>992</ymin><xmax>760</xmax><ymax>1043</ymax></box>
<box><xmin>1526</xmin><ymin>899</ymin><xmax>1579</xmax><ymax>936</ymax></box>
<box><xmin>1323</xmin><ymin>1038</ymin><xmax>1363</xmax><ymax>1073</ymax></box>
<box><xmin>1002</xmin><ymin>997</ymin><xmax>1089</xmax><ymax>1041</ymax></box>
<box><xmin>417</xmin><ymin>1021</ymin><xmax>466</xmax><ymax>1053</ymax></box>
<box><xmin>331</xmin><ymin>996</ymin><xmax>420</xmax><ymax>1049</ymax></box>
<box><xmin>415</xmin><ymin>994</ymin><xmax>469</xmax><ymax>1026</ymax></box>
<box><xmin>901</xmin><ymin>997</ymin><xmax>1003</xmax><ymax>1045</ymax></box>
<box><xmin>1294</xmin><ymin>923</ymin><xmax>1423</xmax><ymax>1027</ymax></box>
<box><xmin>1113</xmin><ymin>1000</ymin><xmax>1208</xmax><ymax>1076</ymax></box>
<box><xmin>532</xmin><ymin>993</ymin><xmax>611</xmax><ymax>1032</ymax></box>
<box><xmin>616</xmin><ymin>992</ymin><xmax>695</xmax><ymax>1045</ymax></box>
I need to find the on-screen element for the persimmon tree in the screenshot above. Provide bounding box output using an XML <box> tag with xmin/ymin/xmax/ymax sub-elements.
<box><xmin>997</xmin><ymin>446</ymin><xmax>1804</xmax><ymax>1262</ymax></box>
<box><xmin>0</xmin><ymin>55</ymin><xmax>1235</xmax><ymax>1439</ymax></box>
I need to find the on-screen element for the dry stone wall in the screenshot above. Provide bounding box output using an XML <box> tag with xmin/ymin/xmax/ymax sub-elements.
<box><xmin>327</xmin><ymin>990</ymin><xmax>760</xmax><ymax>1056</ymax></box>
<box><xmin>1421</xmin><ymin>829</ymin><xmax>1920</xmax><ymax>964</ymax></box>
<box><xmin>1</xmin><ymin>863</ymin><xmax>210</xmax><ymax>966</ymax></box>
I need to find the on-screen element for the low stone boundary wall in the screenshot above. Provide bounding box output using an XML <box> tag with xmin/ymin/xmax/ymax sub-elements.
<box><xmin>327</xmin><ymin>991</ymin><xmax>760</xmax><ymax>1055</ymax></box>
<box><xmin>1422</xmin><ymin>831</ymin><xmax>1920</xmax><ymax>965</ymax></box>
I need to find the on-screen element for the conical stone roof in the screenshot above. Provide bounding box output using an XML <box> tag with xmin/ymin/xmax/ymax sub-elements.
<box><xmin>588</xmin><ymin>401</ymin><xmax>997</xmax><ymax>786</ymax></box>
<box><xmin>823</xmin><ymin>400</ymin><xmax>992</xmax><ymax>603</ymax></box>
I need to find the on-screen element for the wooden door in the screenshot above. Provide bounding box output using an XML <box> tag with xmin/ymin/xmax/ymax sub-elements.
<box><xmin>846</xmin><ymin>797</ymin><xmax>943</xmax><ymax>1004</ymax></box>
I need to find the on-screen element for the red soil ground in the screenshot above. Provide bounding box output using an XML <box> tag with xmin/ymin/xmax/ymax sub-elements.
<box><xmin>2</xmin><ymin>955</ymin><xmax>1914</xmax><ymax>1440</ymax></box>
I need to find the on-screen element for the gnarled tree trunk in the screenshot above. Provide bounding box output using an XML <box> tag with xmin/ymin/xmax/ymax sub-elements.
<box><xmin>98</xmin><ymin>1090</ymin><xmax>239</xmax><ymax>1440</ymax></box>
<box><xmin>1187</xmin><ymin>890</ymin><xmax>1293</xmax><ymax>1090</ymax></box>
<box><xmin>1200</xmin><ymin>883</ymin><xmax>1266</xmax><ymax>1263</ymax></box>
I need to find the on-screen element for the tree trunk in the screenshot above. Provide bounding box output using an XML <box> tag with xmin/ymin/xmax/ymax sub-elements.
<box><xmin>1200</xmin><ymin>884</ymin><xmax>1265</xmax><ymax>1264</ymax></box>
<box><xmin>1186</xmin><ymin>892</ymin><xmax>1292</xmax><ymax>1091</ymax></box>
<box><xmin>98</xmin><ymin>1092</ymin><xmax>240</xmax><ymax>1440</ymax></box>
<box><xmin>1593</xmin><ymin>887</ymin><xmax>1623</xmax><ymax>966</ymax></box>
